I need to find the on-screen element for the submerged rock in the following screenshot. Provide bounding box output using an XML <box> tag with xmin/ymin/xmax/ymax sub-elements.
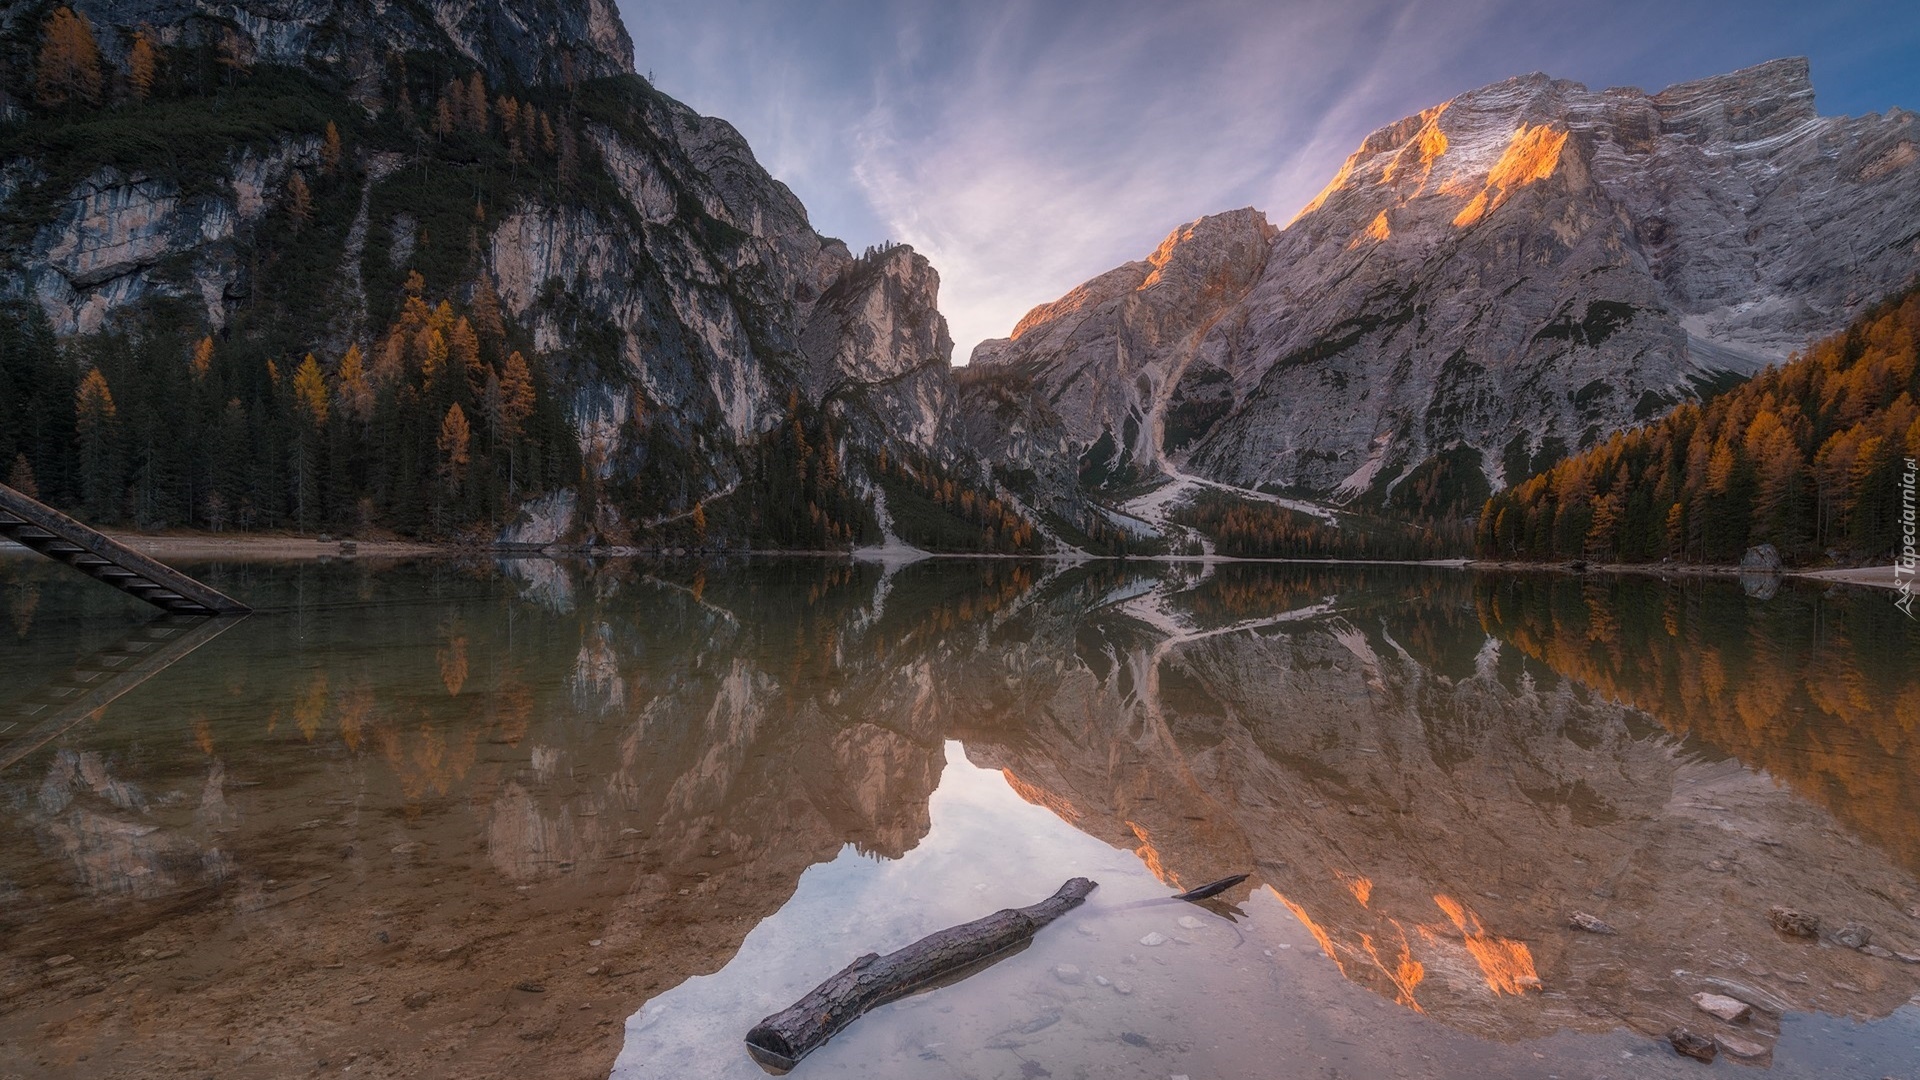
<box><xmin>1567</xmin><ymin>911</ymin><xmax>1617</xmax><ymax>934</ymax></box>
<box><xmin>1832</xmin><ymin>924</ymin><xmax>1873</xmax><ymax>949</ymax></box>
<box><xmin>1714</xmin><ymin>1033</ymin><xmax>1770</xmax><ymax>1060</ymax></box>
<box><xmin>1691</xmin><ymin>991</ymin><xmax>1752</xmax><ymax>1023</ymax></box>
<box><xmin>1667</xmin><ymin>1027</ymin><xmax>1718</xmax><ymax>1062</ymax></box>
<box><xmin>1767</xmin><ymin>906</ymin><xmax>1820</xmax><ymax>938</ymax></box>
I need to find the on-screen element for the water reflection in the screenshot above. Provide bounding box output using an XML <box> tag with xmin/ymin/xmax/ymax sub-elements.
<box><xmin>0</xmin><ymin>555</ymin><xmax>1915</xmax><ymax>1078</ymax></box>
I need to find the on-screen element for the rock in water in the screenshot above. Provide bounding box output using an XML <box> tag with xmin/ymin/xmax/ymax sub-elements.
<box><xmin>1668</xmin><ymin>1028</ymin><xmax>1718</xmax><ymax>1063</ymax></box>
<box><xmin>1714</xmin><ymin>1034</ymin><xmax>1770</xmax><ymax>1060</ymax></box>
<box><xmin>1692</xmin><ymin>992</ymin><xmax>1753</xmax><ymax>1023</ymax></box>
<box><xmin>1053</xmin><ymin>964</ymin><xmax>1084</xmax><ymax>985</ymax></box>
<box><xmin>1833</xmin><ymin>924</ymin><xmax>1873</xmax><ymax>949</ymax></box>
<box><xmin>1768</xmin><ymin>906</ymin><xmax>1820</xmax><ymax>938</ymax></box>
<box><xmin>1139</xmin><ymin>932</ymin><xmax>1169</xmax><ymax>947</ymax></box>
<box><xmin>1567</xmin><ymin>911</ymin><xmax>1617</xmax><ymax>935</ymax></box>
<box><xmin>1740</xmin><ymin>544</ymin><xmax>1784</xmax><ymax>571</ymax></box>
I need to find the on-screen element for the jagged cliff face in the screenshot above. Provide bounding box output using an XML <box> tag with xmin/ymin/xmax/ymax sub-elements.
<box><xmin>961</xmin><ymin>208</ymin><xmax>1275</xmax><ymax>490</ymax></box>
<box><xmin>0</xmin><ymin>0</ymin><xmax>964</xmax><ymax>543</ymax></box>
<box><xmin>968</xmin><ymin>58</ymin><xmax>1920</xmax><ymax>502</ymax></box>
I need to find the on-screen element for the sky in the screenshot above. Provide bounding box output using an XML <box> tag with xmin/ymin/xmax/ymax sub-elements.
<box><xmin>614</xmin><ymin>0</ymin><xmax>1920</xmax><ymax>363</ymax></box>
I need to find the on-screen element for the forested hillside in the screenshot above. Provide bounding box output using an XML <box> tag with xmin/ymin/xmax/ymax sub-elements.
<box><xmin>0</xmin><ymin>7</ymin><xmax>596</xmax><ymax>534</ymax></box>
<box><xmin>0</xmin><ymin>4</ymin><xmax>1038</xmax><ymax>551</ymax></box>
<box><xmin>1478</xmin><ymin>286</ymin><xmax>1920</xmax><ymax>565</ymax></box>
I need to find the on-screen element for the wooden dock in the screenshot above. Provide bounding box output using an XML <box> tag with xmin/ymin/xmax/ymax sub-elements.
<box><xmin>0</xmin><ymin>482</ymin><xmax>250</xmax><ymax>616</ymax></box>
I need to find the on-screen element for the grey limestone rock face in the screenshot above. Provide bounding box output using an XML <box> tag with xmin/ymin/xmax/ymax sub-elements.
<box><xmin>968</xmin><ymin>58</ymin><xmax>1920</xmax><ymax>504</ymax></box>
<box><xmin>0</xmin><ymin>0</ymin><xmax>967</xmax><ymax>541</ymax></box>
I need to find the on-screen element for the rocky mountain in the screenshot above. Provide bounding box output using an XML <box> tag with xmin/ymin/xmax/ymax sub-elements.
<box><xmin>964</xmin><ymin>58</ymin><xmax>1920</xmax><ymax>521</ymax></box>
<box><xmin>0</xmin><ymin>0</ymin><xmax>985</xmax><ymax>550</ymax></box>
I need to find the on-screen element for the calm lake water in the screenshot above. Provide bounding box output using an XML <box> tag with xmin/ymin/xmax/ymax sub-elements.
<box><xmin>2</xmin><ymin>554</ymin><xmax>1918</xmax><ymax>1079</ymax></box>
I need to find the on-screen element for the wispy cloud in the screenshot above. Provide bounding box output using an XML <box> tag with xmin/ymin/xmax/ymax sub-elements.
<box><xmin>619</xmin><ymin>0</ymin><xmax>1920</xmax><ymax>361</ymax></box>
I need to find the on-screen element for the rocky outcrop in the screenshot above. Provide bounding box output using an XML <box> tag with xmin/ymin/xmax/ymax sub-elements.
<box><xmin>964</xmin><ymin>209</ymin><xmax>1275</xmax><ymax>490</ymax></box>
<box><xmin>969</xmin><ymin>58</ymin><xmax>1920</xmax><ymax>505</ymax></box>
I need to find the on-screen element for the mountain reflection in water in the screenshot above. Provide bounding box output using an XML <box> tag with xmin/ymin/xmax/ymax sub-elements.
<box><xmin>0</xmin><ymin>555</ymin><xmax>1916</xmax><ymax>1079</ymax></box>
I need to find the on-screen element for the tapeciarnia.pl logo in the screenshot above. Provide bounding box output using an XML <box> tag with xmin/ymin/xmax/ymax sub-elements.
<box><xmin>1899</xmin><ymin>457</ymin><xmax>1918</xmax><ymax>619</ymax></box>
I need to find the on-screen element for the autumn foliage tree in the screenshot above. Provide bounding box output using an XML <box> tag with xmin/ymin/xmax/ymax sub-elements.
<box><xmin>74</xmin><ymin>367</ymin><xmax>118</xmax><ymax>519</ymax></box>
<box><xmin>126</xmin><ymin>30</ymin><xmax>157</xmax><ymax>101</ymax></box>
<box><xmin>35</xmin><ymin>6</ymin><xmax>104</xmax><ymax>108</ymax></box>
<box><xmin>1481</xmin><ymin>286</ymin><xmax>1920</xmax><ymax>565</ymax></box>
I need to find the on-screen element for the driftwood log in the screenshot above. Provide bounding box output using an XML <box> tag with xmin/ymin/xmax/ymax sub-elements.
<box><xmin>1173</xmin><ymin>874</ymin><xmax>1249</xmax><ymax>902</ymax></box>
<box><xmin>744</xmin><ymin>877</ymin><xmax>1097</xmax><ymax>1072</ymax></box>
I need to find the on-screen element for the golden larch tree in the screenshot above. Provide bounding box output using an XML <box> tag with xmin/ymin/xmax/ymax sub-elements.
<box><xmin>437</xmin><ymin>404</ymin><xmax>472</xmax><ymax>487</ymax></box>
<box><xmin>286</xmin><ymin>171</ymin><xmax>312</xmax><ymax>228</ymax></box>
<box><xmin>191</xmin><ymin>334</ymin><xmax>214</xmax><ymax>379</ymax></box>
<box><xmin>127</xmin><ymin>30</ymin><xmax>157</xmax><ymax>101</ymax></box>
<box><xmin>470</xmin><ymin>275</ymin><xmax>506</xmax><ymax>346</ymax></box>
<box><xmin>498</xmin><ymin>350</ymin><xmax>536</xmax><ymax>437</ymax></box>
<box><xmin>293</xmin><ymin>354</ymin><xmax>329</xmax><ymax>427</ymax></box>
<box><xmin>36</xmin><ymin>7</ymin><xmax>104</xmax><ymax>107</ymax></box>
<box><xmin>336</xmin><ymin>344</ymin><xmax>373</xmax><ymax>422</ymax></box>
<box><xmin>449</xmin><ymin>316</ymin><xmax>484</xmax><ymax>398</ymax></box>
<box><xmin>322</xmin><ymin>120</ymin><xmax>343</xmax><ymax>176</ymax></box>
<box><xmin>464</xmin><ymin>71</ymin><xmax>488</xmax><ymax>131</ymax></box>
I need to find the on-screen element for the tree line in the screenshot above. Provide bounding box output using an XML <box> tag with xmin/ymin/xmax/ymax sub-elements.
<box><xmin>0</xmin><ymin>267</ymin><xmax>578</xmax><ymax>537</ymax></box>
<box><xmin>1479</xmin><ymin>287</ymin><xmax>1920</xmax><ymax>564</ymax></box>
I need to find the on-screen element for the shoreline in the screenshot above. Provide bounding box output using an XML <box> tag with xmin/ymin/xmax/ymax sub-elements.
<box><xmin>1</xmin><ymin>531</ymin><xmax>447</xmax><ymax>562</ymax></box>
<box><xmin>0</xmin><ymin>532</ymin><xmax>1903</xmax><ymax>594</ymax></box>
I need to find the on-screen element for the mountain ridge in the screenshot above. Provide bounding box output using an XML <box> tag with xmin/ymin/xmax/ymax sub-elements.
<box><xmin>964</xmin><ymin>55</ymin><xmax>1920</xmax><ymax>529</ymax></box>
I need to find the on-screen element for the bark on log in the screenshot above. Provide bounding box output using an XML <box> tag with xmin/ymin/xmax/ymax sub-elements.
<box><xmin>744</xmin><ymin>877</ymin><xmax>1097</xmax><ymax>1072</ymax></box>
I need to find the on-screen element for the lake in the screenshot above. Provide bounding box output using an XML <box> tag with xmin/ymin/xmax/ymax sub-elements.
<box><xmin>2</xmin><ymin>554</ymin><xmax>1918</xmax><ymax>1079</ymax></box>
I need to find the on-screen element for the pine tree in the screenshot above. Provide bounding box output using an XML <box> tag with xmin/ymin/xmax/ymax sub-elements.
<box><xmin>9</xmin><ymin>454</ymin><xmax>37</xmax><ymax>498</ymax></box>
<box><xmin>127</xmin><ymin>30</ymin><xmax>158</xmax><ymax>101</ymax></box>
<box><xmin>35</xmin><ymin>7</ymin><xmax>104</xmax><ymax>108</ymax></box>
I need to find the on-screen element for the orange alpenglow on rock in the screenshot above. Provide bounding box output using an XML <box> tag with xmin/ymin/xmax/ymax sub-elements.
<box><xmin>1433</xmin><ymin>893</ymin><xmax>1541</xmax><ymax>994</ymax></box>
<box><xmin>1381</xmin><ymin>104</ymin><xmax>1451</xmax><ymax>185</ymax></box>
<box><xmin>1453</xmin><ymin>124</ymin><xmax>1569</xmax><ymax>228</ymax></box>
<box><xmin>1349</xmin><ymin>211</ymin><xmax>1392</xmax><ymax>249</ymax></box>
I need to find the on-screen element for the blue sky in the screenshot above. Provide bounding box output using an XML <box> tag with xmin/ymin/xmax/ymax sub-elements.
<box><xmin>614</xmin><ymin>0</ymin><xmax>1920</xmax><ymax>362</ymax></box>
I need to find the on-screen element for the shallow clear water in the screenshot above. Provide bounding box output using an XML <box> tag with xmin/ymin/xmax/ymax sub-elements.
<box><xmin>2</xmin><ymin>554</ymin><xmax>1918</xmax><ymax>1079</ymax></box>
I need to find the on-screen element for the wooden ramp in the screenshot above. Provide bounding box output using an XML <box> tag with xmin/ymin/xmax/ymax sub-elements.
<box><xmin>0</xmin><ymin>482</ymin><xmax>250</xmax><ymax>616</ymax></box>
